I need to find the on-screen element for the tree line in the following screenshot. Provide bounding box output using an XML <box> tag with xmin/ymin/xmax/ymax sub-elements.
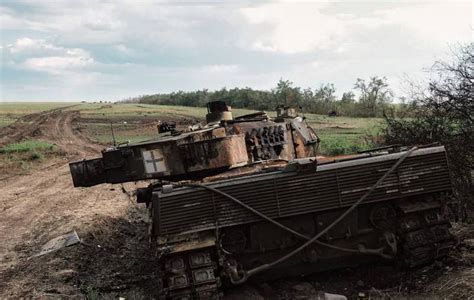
<box><xmin>123</xmin><ymin>76</ymin><xmax>405</xmax><ymax>117</ymax></box>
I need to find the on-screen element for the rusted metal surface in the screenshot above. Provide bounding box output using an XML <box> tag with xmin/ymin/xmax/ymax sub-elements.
<box><xmin>179</xmin><ymin>134</ymin><xmax>248</xmax><ymax>172</ymax></box>
<box><xmin>206</xmin><ymin>100</ymin><xmax>233</xmax><ymax>123</ymax></box>
<box><xmin>158</xmin><ymin>233</ymin><xmax>216</xmax><ymax>254</ymax></box>
<box><xmin>69</xmin><ymin>102</ymin><xmax>319</xmax><ymax>187</ymax></box>
<box><xmin>152</xmin><ymin>146</ymin><xmax>454</xmax><ymax>298</ymax></box>
<box><xmin>155</xmin><ymin>146</ymin><xmax>451</xmax><ymax>236</ymax></box>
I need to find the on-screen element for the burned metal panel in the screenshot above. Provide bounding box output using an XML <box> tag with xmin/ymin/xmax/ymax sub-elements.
<box><xmin>316</xmin><ymin>210</ymin><xmax>358</xmax><ymax>240</ymax></box>
<box><xmin>69</xmin><ymin>128</ymin><xmax>248</xmax><ymax>186</ymax></box>
<box><xmin>232</xmin><ymin>121</ymin><xmax>293</xmax><ymax>163</ymax></box>
<box><xmin>179</xmin><ymin>134</ymin><xmax>248</xmax><ymax>172</ymax></box>
<box><xmin>290</xmin><ymin>118</ymin><xmax>318</xmax><ymax>159</ymax></box>
<box><xmin>69</xmin><ymin>158</ymin><xmax>105</xmax><ymax>187</ymax></box>
<box><xmin>156</xmin><ymin>147</ymin><xmax>452</xmax><ymax>237</ymax></box>
<box><xmin>249</xmin><ymin>215</ymin><xmax>315</xmax><ymax>252</ymax></box>
<box><xmin>69</xmin><ymin>104</ymin><xmax>321</xmax><ymax>187</ymax></box>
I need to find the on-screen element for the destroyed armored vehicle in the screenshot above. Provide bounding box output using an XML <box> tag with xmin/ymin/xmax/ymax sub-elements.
<box><xmin>70</xmin><ymin>101</ymin><xmax>454</xmax><ymax>299</ymax></box>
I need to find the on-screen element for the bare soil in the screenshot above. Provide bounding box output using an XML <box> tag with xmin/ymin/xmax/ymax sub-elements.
<box><xmin>0</xmin><ymin>108</ymin><xmax>472</xmax><ymax>299</ymax></box>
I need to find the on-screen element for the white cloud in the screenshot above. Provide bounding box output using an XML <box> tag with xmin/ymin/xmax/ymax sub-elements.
<box><xmin>241</xmin><ymin>3</ymin><xmax>345</xmax><ymax>53</ymax></box>
<box><xmin>240</xmin><ymin>2</ymin><xmax>472</xmax><ymax>54</ymax></box>
<box><xmin>375</xmin><ymin>3</ymin><xmax>472</xmax><ymax>45</ymax></box>
<box><xmin>113</xmin><ymin>44</ymin><xmax>133</xmax><ymax>55</ymax></box>
<box><xmin>7</xmin><ymin>38</ymin><xmax>62</xmax><ymax>54</ymax></box>
<box><xmin>1</xmin><ymin>1</ymin><xmax>472</xmax><ymax>101</ymax></box>
<box><xmin>201</xmin><ymin>64</ymin><xmax>239</xmax><ymax>73</ymax></box>
<box><xmin>22</xmin><ymin>53</ymin><xmax>94</xmax><ymax>74</ymax></box>
<box><xmin>5</xmin><ymin>38</ymin><xmax>96</xmax><ymax>75</ymax></box>
<box><xmin>251</xmin><ymin>41</ymin><xmax>278</xmax><ymax>53</ymax></box>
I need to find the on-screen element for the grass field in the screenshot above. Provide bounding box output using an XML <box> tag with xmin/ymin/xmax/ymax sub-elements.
<box><xmin>0</xmin><ymin>102</ymin><xmax>78</xmax><ymax>127</ymax></box>
<box><xmin>0</xmin><ymin>102</ymin><xmax>384</xmax><ymax>155</ymax></box>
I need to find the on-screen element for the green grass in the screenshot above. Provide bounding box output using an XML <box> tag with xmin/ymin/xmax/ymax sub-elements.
<box><xmin>302</xmin><ymin>114</ymin><xmax>383</xmax><ymax>155</ymax></box>
<box><xmin>0</xmin><ymin>140</ymin><xmax>58</xmax><ymax>172</ymax></box>
<box><xmin>0</xmin><ymin>102</ymin><xmax>77</xmax><ymax>114</ymax></box>
<box><xmin>0</xmin><ymin>140</ymin><xmax>55</xmax><ymax>153</ymax></box>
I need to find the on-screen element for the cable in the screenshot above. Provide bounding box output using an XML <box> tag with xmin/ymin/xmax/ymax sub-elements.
<box><xmin>178</xmin><ymin>183</ymin><xmax>361</xmax><ymax>254</ymax></box>
<box><xmin>178</xmin><ymin>146</ymin><xmax>418</xmax><ymax>283</ymax></box>
<box><xmin>241</xmin><ymin>146</ymin><xmax>418</xmax><ymax>282</ymax></box>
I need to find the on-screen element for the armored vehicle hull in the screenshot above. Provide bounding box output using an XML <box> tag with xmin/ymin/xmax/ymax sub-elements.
<box><xmin>151</xmin><ymin>146</ymin><xmax>454</xmax><ymax>299</ymax></box>
<box><xmin>69</xmin><ymin>102</ymin><xmax>455</xmax><ymax>299</ymax></box>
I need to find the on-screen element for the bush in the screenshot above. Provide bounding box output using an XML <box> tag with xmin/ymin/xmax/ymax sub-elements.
<box><xmin>384</xmin><ymin>43</ymin><xmax>473</xmax><ymax>219</ymax></box>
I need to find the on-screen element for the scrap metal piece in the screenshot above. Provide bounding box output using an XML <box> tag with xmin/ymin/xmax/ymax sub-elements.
<box><xmin>31</xmin><ymin>231</ymin><xmax>80</xmax><ymax>258</ymax></box>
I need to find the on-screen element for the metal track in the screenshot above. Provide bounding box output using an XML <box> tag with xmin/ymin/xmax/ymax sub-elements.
<box><xmin>158</xmin><ymin>248</ymin><xmax>220</xmax><ymax>300</ymax></box>
<box><xmin>397</xmin><ymin>200</ymin><xmax>455</xmax><ymax>266</ymax></box>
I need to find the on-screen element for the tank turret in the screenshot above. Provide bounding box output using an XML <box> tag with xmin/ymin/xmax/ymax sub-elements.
<box><xmin>69</xmin><ymin>101</ymin><xmax>319</xmax><ymax>187</ymax></box>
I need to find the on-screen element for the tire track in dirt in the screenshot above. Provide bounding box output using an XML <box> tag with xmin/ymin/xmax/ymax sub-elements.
<box><xmin>0</xmin><ymin>107</ymin><xmax>102</xmax><ymax>157</ymax></box>
<box><xmin>48</xmin><ymin>110</ymin><xmax>102</xmax><ymax>156</ymax></box>
<box><xmin>0</xmin><ymin>106</ymin><xmax>75</xmax><ymax>146</ymax></box>
<box><xmin>0</xmin><ymin>108</ymin><xmax>152</xmax><ymax>298</ymax></box>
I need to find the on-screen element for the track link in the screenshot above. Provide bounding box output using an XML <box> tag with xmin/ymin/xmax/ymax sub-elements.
<box><xmin>397</xmin><ymin>198</ymin><xmax>455</xmax><ymax>267</ymax></box>
<box><xmin>158</xmin><ymin>248</ymin><xmax>221</xmax><ymax>300</ymax></box>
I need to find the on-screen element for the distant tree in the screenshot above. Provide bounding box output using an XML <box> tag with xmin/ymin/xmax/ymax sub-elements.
<box><xmin>341</xmin><ymin>91</ymin><xmax>355</xmax><ymax>103</ymax></box>
<box><xmin>273</xmin><ymin>79</ymin><xmax>302</xmax><ymax>108</ymax></box>
<box><xmin>314</xmin><ymin>83</ymin><xmax>336</xmax><ymax>103</ymax></box>
<box><xmin>354</xmin><ymin>77</ymin><xmax>393</xmax><ymax>117</ymax></box>
<box><xmin>122</xmin><ymin>78</ymin><xmax>402</xmax><ymax>118</ymax></box>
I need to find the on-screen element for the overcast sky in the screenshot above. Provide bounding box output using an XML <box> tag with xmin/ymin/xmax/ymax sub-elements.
<box><xmin>1</xmin><ymin>1</ymin><xmax>472</xmax><ymax>102</ymax></box>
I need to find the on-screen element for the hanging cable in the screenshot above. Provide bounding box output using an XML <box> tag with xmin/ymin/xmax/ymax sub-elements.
<box><xmin>177</xmin><ymin>183</ymin><xmax>364</xmax><ymax>254</ymax></box>
<box><xmin>239</xmin><ymin>146</ymin><xmax>418</xmax><ymax>282</ymax></box>
<box><xmin>178</xmin><ymin>146</ymin><xmax>418</xmax><ymax>284</ymax></box>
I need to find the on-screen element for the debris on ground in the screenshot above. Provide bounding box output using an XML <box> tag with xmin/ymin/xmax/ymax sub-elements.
<box><xmin>31</xmin><ymin>231</ymin><xmax>80</xmax><ymax>258</ymax></box>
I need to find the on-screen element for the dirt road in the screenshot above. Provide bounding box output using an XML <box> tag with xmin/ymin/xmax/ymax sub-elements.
<box><xmin>0</xmin><ymin>107</ymin><xmax>101</xmax><ymax>155</ymax></box>
<box><xmin>0</xmin><ymin>108</ymin><xmax>156</xmax><ymax>298</ymax></box>
<box><xmin>0</xmin><ymin>108</ymin><xmax>472</xmax><ymax>299</ymax></box>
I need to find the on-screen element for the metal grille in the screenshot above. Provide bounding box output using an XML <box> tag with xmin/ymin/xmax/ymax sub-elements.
<box><xmin>156</xmin><ymin>147</ymin><xmax>452</xmax><ymax>236</ymax></box>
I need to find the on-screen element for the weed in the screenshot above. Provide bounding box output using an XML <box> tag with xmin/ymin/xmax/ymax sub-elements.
<box><xmin>0</xmin><ymin>140</ymin><xmax>55</xmax><ymax>174</ymax></box>
<box><xmin>320</xmin><ymin>136</ymin><xmax>376</xmax><ymax>156</ymax></box>
<box><xmin>80</xmin><ymin>284</ymin><xmax>101</xmax><ymax>300</ymax></box>
<box><xmin>28</xmin><ymin>151</ymin><xmax>43</xmax><ymax>161</ymax></box>
<box><xmin>0</xmin><ymin>140</ymin><xmax>54</xmax><ymax>153</ymax></box>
